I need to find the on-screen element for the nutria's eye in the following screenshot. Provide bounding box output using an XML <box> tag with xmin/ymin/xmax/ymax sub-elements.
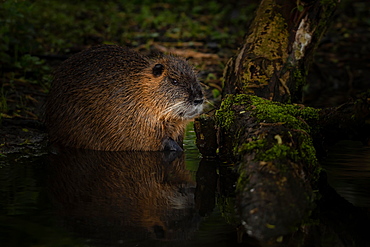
<box><xmin>170</xmin><ymin>78</ymin><xmax>179</xmax><ymax>86</ymax></box>
<box><xmin>152</xmin><ymin>64</ymin><xmax>164</xmax><ymax>77</ymax></box>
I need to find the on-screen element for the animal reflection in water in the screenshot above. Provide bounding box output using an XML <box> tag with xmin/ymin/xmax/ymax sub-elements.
<box><xmin>47</xmin><ymin>148</ymin><xmax>200</xmax><ymax>243</ymax></box>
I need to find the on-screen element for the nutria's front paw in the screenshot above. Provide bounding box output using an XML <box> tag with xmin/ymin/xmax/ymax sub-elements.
<box><xmin>162</xmin><ymin>137</ymin><xmax>183</xmax><ymax>152</ymax></box>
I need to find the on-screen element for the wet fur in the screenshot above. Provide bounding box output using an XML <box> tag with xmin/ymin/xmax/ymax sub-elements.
<box><xmin>46</xmin><ymin>45</ymin><xmax>203</xmax><ymax>151</ymax></box>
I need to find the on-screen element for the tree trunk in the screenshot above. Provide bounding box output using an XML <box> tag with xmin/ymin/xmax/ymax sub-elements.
<box><xmin>223</xmin><ymin>0</ymin><xmax>337</xmax><ymax>103</ymax></box>
<box><xmin>196</xmin><ymin>0</ymin><xmax>342</xmax><ymax>243</ymax></box>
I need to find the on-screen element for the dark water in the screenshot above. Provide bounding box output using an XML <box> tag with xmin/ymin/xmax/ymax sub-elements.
<box><xmin>0</xmin><ymin>125</ymin><xmax>246</xmax><ymax>247</ymax></box>
<box><xmin>322</xmin><ymin>140</ymin><xmax>370</xmax><ymax>208</ymax></box>
<box><xmin>2</xmin><ymin>127</ymin><xmax>370</xmax><ymax>247</ymax></box>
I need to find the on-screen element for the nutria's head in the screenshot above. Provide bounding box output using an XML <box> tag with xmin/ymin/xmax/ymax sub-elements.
<box><xmin>140</xmin><ymin>55</ymin><xmax>204</xmax><ymax>120</ymax></box>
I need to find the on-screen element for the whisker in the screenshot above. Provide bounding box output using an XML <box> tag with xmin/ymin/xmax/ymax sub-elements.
<box><xmin>204</xmin><ymin>98</ymin><xmax>216</xmax><ymax>108</ymax></box>
<box><xmin>163</xmin><ymin>101</ymin><xmax>184</xmax><ymax>116</ymax></box>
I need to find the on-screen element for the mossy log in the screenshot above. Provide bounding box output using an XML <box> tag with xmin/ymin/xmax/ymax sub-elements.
<box><xmin>214</xmin><ymin>94</ymin><xmax>320</xmax><ymax>241</ymax></box>
<box><xmin>195</xmin><ymin>0</ymin><xmax>341</xmax><ymax>243</ymax></box>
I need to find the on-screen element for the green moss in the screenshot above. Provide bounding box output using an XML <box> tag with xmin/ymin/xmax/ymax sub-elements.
<box><xmin>236</xmin><ymin>167</ymin><xmax>250</xmax><ymax>193</ymax></box>
<box><xmin>218</xmin><ymin>94</ymin><xmax>320</xmax><ymax>166</ymax></box>
<box><xmin>215</xmin><ymin>94</ymin><xmax>252</xmax><ymax>129</ymax></box>
<box><xmin>215</xmin><ymin>94</ymin><xmax>236</xmax><ymax>130</ymax></box>
<box><xmin>247</xmin><ymin>95</ymin><xmax>320</xmax><ymax>133</ymax></box>
<box><xmin>239</xmin><ymin>134</ymin><xmax>317</xmax><ymax>165</ymax></box>
<box><xmin>299</xmin><ymin>136</ymin><xmax>318</xmax><ymax>165</ymax></box>
<box><xmin>238</xmin><ymin>139</ymin><xmax>265</xmax><ymax>153</ymax></box>
<box><xmin>216</xmin><ymin>94</ymin><xmax>320</xmax><ymax>132</ymax></box>
<box><xmin>262</xmin><ymin>143</ymin><xmax>297</xmax><ymax>161</ymax></box>
<box><xmin>250</xmin><ymin>95</ymin><xmax>319</xmax><ymax>165</ymax></box>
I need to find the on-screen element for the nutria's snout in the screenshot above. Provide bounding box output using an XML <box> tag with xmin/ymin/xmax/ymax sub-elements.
<box><xmin>175</xmin><ymin>81</ymin><xmax>204</xmax><ymax>120</ymax></box>
<box><xmin>193</xmin><ymin>98</ymin><xmax>204</xmax><ymax>106</ymax></box>
<box><xmin>190</xmin><ymin>84</ymin><xmax>204</xmax><ymax>105</ymax></box>
<box><xmin>165</xmin><ymin>90</ymin><xmax>204</xmax><ymax>120</ymax></box>
<box><xmin>184</xmin><ymin>89</ymin><xmax>204</xmax><ymax>119</ymax></box>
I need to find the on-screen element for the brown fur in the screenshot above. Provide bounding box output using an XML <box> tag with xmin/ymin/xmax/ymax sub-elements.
<box><xmin>45</xmin><ymin>45</ymin><xmax>204</xmax><ymax>151</ymax></box>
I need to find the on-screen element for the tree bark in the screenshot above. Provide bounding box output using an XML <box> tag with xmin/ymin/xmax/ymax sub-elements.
<box><xmin>214</xmin><ymin>94</ymin><xmax>320</xmax><ymax>242</ymax></box>
<box><xmin>223</xmin><ymin>0</ymin><xmax>338</xmax><ymax>103</ymax></box>
<box><xmin>196</xmin><ymin>0</ymin><xmax>342</xmax><ymax>243</ymax></box>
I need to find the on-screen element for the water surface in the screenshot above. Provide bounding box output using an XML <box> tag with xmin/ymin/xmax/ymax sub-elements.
<box><xmin>0</xmin><ymin>125</ymin><xmax>246</xmax><ymax>247</ymax></box>
<box><xmin>322</xmin><ymin>140</ymin><xmax>370</xmax><ymax>208</ymax></box>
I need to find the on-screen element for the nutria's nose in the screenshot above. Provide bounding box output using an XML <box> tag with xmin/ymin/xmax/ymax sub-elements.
<box><xmin>194</xmin><ymin>98</ymin><xmax>204</xmax><ymax>106</ymax></box>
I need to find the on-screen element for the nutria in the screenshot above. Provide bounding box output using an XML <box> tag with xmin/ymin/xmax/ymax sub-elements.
<box><xmin>45</xmin><ymin>45</ymin><xmax>204</xmax><ymax>151</ymax></box>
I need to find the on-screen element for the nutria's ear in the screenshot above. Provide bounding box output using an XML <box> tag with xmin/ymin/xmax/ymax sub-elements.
<box><xmin>152</xmin><ymin>64</ymin><xmax>164</xmax><ymax>77</ymax></box>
